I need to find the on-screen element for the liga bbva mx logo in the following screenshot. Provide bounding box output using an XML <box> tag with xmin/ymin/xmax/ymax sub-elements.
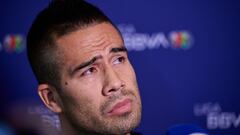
<box><xmin>118</xmin><ymin>24</ymin><xmax>193</xmax><ymax>51</ymax></box>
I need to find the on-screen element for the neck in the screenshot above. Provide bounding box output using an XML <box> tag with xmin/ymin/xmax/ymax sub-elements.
<box><xmin>60</xmin><ymin>115</ymin><xmax>79</xmax><ymax>135</ymax></box>
<box><xmin>59</xmin><ymin>115</ymin><xmax>131</xmax><ymax>135</ymax></box>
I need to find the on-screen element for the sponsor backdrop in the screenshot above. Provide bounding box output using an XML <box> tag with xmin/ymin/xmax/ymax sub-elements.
<box><xmin>0</xmin><ymin>0</ymin><xmax>239</xmax><ymax>134</ymax></box>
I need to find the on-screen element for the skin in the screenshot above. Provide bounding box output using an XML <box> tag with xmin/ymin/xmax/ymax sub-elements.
<box><xmin>38</xmin><ymin>22</ymin><xmax>142</xmax><ymax>135</ymax></box>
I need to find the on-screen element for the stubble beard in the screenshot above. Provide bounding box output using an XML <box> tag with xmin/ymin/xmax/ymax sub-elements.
<box><xmin>61</xmin><ymin>89</ymin><xmax>142</xmax><ymax>135</ymax></box>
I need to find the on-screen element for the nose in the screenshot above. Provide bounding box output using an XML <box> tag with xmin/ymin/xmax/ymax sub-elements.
<box><xmin>102</xmin><ymin>66</ymin><xmax>125</xmax><ymax>96</ymax></box>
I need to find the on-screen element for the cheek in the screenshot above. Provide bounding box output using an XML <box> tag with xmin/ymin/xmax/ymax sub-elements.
<box><xmin>120</xmin><ymin>64</ymin><xmax>140</xmax><ymax>96</ymax></box>
<box><xmin>117</xmin><ymin>63</ymin><xmax>137</xmax><ymax>84</ymax></box>
<box><xmin>69</xmin><ymin>75</ymin><xmax>103</xmax><ymax>94</ymax></box>
<box><xmin>62</xmin><ymin>79</ymin><xmax>104</xmax><ymax>109</ymax></box>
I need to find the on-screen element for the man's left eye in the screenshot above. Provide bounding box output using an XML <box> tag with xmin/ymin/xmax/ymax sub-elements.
<box><xmin>113</xmin><ymin>56</ymin><xmax>125</xmax><ymax>65</ymax></box>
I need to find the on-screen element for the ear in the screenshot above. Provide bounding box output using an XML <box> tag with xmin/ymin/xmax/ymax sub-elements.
<box><xmin>38</xmin><ymin>84</ymin><xmax>63</xmax><ymax>113</ymax></box>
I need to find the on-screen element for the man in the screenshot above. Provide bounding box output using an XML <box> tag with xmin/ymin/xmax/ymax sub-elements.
<box><xmin>27</xmin><ymin>0</ymin><xmax>142</xmax><ymax>135</ymax></box>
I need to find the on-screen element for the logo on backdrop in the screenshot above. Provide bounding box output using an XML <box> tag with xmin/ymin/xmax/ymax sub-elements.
<box><xmin>0</xmin><ymin>42</ymin><xmax>2</xmax><ymax>52</ymax></box>
<box><xmin>117</xmin><ymin>24</ymin><xmax>193</xmax><ymax>51</ymax></box>
<box><xmin>194</xmin><ymin>102</ymin><xmax>240</xmax><ymax>130</ymax></box>
<box><xmin>28</xmin><ymin>105</ymin><xmax>60</xmax><ymax>129</ymax></box>
<box><xmin>0</xmin><ymin>34</ymin><xmax>26</xmax><ymax>53</ymax></box>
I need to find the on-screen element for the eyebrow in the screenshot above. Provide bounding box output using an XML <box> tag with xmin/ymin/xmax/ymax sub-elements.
<box><xmin>70</xmin><ymin>55</ymin><xmax>102</xmax><ymax>76</ymax></box>
<box><xmin>70</xmin><ymin>47</ymin><xmax>127</xmax><ymax>76</ymax></box>
<box><xmin>110</xmin><ymin>47</ymin><xmax>128</xmax><ymax>53</ymax></box>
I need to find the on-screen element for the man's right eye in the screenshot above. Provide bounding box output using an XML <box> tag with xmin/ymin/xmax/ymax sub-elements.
<box><xmin>81</xmin><ymin>67</ymin><xmax>97</xmax><ymax>76</ymax></box>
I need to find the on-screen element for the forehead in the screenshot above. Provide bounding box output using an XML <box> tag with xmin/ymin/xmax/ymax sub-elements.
<box><xmin>56</xmin><ymin>23</ymin><xmax>123</xmax><ymax>57</ymax></box>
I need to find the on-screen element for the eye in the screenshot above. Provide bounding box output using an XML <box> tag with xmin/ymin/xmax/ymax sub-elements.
<box><xmin>113</xmin><ymin>56</ymin><xmax>125</xmax><ymax>65</ymax></box>
<box><xmin>81</xmin><ymin>67</ymin><xmax>97</xmax><ymax>76</ymax></box>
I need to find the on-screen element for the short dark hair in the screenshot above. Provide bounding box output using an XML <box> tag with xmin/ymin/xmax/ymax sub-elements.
<box><xmin>27</xmin><ymin>0</ymin><xmax>113</xmax><ymax>89</ymax></box>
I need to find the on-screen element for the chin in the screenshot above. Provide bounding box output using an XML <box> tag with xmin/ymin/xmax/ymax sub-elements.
<box><xmin>101</xmin><ymin>108</ymin><xmax>141</xmax><ymax>135</ymax></box>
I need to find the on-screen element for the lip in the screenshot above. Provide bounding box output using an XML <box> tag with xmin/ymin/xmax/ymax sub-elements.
<box><xmin>107</xmin><ymin>98</ymin><xmax>132</xmax><ymax>116</ymax></box>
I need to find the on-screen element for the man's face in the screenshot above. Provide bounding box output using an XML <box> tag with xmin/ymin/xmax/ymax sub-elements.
<box><xmin>55</xmin><ymin>23</ymin><xmax>142</xmax><ymax>134</ymax></box>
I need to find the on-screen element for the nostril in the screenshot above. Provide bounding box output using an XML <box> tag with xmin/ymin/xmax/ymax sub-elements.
<box><xmin>103</xmin><ymin>82</ymin><xmax>125</xmax><ymax>96</ymax></box>
<box><xmin>109</xmin><ymin>88</ymin><xmax>117</xmax><ymax>93</ymax></box>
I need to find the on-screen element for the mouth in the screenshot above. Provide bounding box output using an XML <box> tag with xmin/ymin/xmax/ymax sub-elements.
<box><xmin>106</xmin><ymin>98</ymin><xmax>132</xmax><ymax>117</ymax></box>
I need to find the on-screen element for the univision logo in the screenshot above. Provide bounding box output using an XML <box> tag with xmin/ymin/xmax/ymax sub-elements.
<box><xmin>118</xmin><ymin>24</ymin><xmax>193</xmax><ymax>51</ymax></box>
<box><xmin>2</xmin><ymin>34</ymin><xmax>25</xmax><ymax>53</ymax></box>
<box><xmin>169</xmin><ymin>31</ymin><xmax>192</xmax><ymax>49</ymax></box>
